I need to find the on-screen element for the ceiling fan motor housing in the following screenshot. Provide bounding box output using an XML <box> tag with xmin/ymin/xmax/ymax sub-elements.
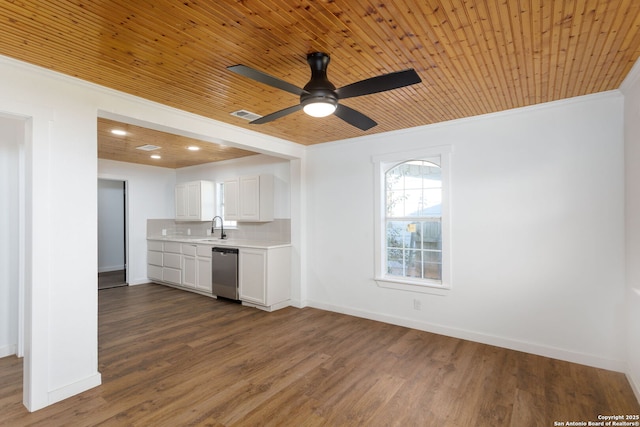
<box><xmin>301</xmin><ymin>52</ymin><xmax>338</xmax><ymax>108</ymax></box>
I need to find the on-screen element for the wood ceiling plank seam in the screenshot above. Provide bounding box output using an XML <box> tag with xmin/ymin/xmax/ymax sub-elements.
<box><xmin>460</xmin><ymin>0</ymin><xmax>511</xmax><ymax>111</ymax></box>
<box><xmin>607</xmin><ymin>13</ymin><xmax>640</xmax><ymax>88</ymax></box>
<box><xmin>493</xmin><ymin>0</ymin><xmax>527</xmax><ymax>108</ymax></box>
<box><xmin>577</xmin><ymin>2</ymin><xmax>624</xmax><ymax>95</ymax></box>
<box><xmin>421</xmin><ymin>0</ymin><xmax>488</xmax><ymax>116</ymax></box>
<box><xmin>530</xmin><ymin>0</ymin><xmax>548</xmax><ymax>104</ymax></box>
<box><xmin>452</xmin><ymin>1</ymin><xmax>504</xmax><ymax>113</ymax></box>
<box><xmin>202</xmin><ymin>1</ymin><xmax>320</xmax><ymax>67</ymax></box>
<box><xmin>547</xmin><ymin>1</ymin><xmax>571</xmax><ymax>100</ymax></box>
<box><xmin>539</xmin><ymin>0</ymin><xmax>556</xmax><ymax>101</ymax></box>
<box><xmin>586</xmin><ymin>0</ymin><xmax>640</xmax><ymax>92</ymax></box>
<box><xmin>515</xmin><ymin>0</ymin><xmax>538</xmax><ymax>106</ymax></box>
<box><xmin>382</xmin><ymin>0</ymin><xmax>473</xmax><ymax>120</ymax></box>
<box><xmin>406</xmin><ymin>1</ymin><xmax>484</xmax><ymax>120</ymax></box>
<box><xmin>558</xmin><ymin>0</ymin><xmax>591</xmax><ymax>100</ymax></box>
<box><xmin>0</xmin><ymin>3</ymin><xmax>228</xmax><ymax>93</ymax></box>
<box><xmin>411</xmin><ymin>0</ymin><xmax>488</xmax><ymax>118</ymax></box>
<box><xmin>312</xmin><ymin>2</ymin><xmax>404</xmax><ymax>84</ymax></box>
<box><xmin>548</xmin><ymin>0</ymin><xmax>573</xmax><ymax>101</ymax></box>
<box><xmin>564</xmin><ymin>0</ymin><xmax>606</xmax><ymax>98</ymax></box>
<box><xmin>392</xmin><ymin>0</ymin><xmax>482</xmax><ymax>120</ymax></box>
<box><xmin>338</xmin><ymin>3</ymin><xmax>458</xmax><ymax>123</ymax></box>
<box><xmin>215</xmin><ymin>0</ymin><xmax>336</xmax><ymax>74</ymax></box>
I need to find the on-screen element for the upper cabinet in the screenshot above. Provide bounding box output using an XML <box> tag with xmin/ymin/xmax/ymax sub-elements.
<box><xmin>175</xmin><ymin>180</ymin><xmax>214</xmax><ymax>221</ymax></box>
<box><xmin>224</xmin><ymin>174</ymin><xmax>274</xmax><ymax>222</ymax></box>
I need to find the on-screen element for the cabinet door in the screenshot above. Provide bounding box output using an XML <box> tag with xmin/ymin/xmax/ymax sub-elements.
<box><xmin>182</xmin><ymin>254</ymin><xmax>196</xmax><ymax>288</ymax></box>
<box><xmin>239</xmin><ymin>248</ymin><xmax>267</xmax><ymax>304</ymax></box>
<box><xmin>186</xmin><ymin>181</ymin><xmax>201</xmax><ymax>219</ymax></box>
<box><xmin>223</xmin><ymin>178</ymin><xmax>240</xmax><ymax>220</ymax></box>
<box><xmin>239</xmin><ymin>175</ymin><xmax>260</xmax><ymax>221</ymax></box>
<box><xmin>175</xmin><ymin>184</ymin><xmax>188</xmax><ymax>219</ymax></box>
<box><xmin>196</xmin><ymin>257</ymin><xmax>212</xmax><ymax>292</ymax></box>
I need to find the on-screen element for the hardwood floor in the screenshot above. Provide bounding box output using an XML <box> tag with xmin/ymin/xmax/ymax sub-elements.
<box><xmin>98</xmin><ymin>270</ymin><xmax>126</xmax><ymax>290</ymax></box>
<box><xmin>1</xmin><ymin>284</ymin><xmax>638</xmax><ymax>426</ymax></box>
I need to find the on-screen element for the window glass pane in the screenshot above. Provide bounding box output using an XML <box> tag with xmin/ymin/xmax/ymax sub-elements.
<box><xmin>384</xmin><ymin>158</ymin><xmax>443</xmax><ymax>283</ymax></box>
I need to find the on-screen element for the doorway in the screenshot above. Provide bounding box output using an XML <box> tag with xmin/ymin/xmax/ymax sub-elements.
<box><xmin>98</xmin><ymin>179</ymin><xmax>127</xmax><ymax>290</ymax></box>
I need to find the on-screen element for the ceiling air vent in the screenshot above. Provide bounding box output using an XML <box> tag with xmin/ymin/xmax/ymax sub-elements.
<box><xmin>231</xmin><ymin>109</ymin><xmax>262</xmax><ymax>121</ymax></box>
<box><xmin>135</xmin><ymin>144</ymin><xmax>161</xmax><ymax>151</ymax></box>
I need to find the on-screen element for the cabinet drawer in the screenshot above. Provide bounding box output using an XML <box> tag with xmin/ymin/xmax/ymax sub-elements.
<box><xmin>197</xmin><ymin>245</ymin><xmax>212</xmax><ymax>257</ymax></box>
<box><xmin>147</xmin><ymin>250</ymin><xmax>163</xmax><ymax>266</ymax></box>
<box><xmin>147</xmin><ymin>264</ymin><xmax>163</xmax><ymax>281</ymax></box>
<box><xmin>182</xmin><ymin>244</ymin><xmax>197</xmax><ymax>256</ymax></box>
<box><xmin>163</xmin><ymin>267</ymin><xmax>181</xmax><ymax>285</ymax></box>
<box><xmin>148</xmin><ymin>240</ymin><xmax>163</xmax><ymax>251</ymax></box>
<box><xmin>164</xmin><ymin>242</ymin><xmax>182</xmax><ymax>254</ymax></box>
<box><xmin>163</xmin><ymin>252</ymin><xmax>182</xmax><ymax>269</ymax></box>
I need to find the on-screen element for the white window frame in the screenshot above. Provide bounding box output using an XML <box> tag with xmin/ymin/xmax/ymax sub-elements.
<box><xmin>372</xmin><ymin>146</ymin><xmax>452</xmax><ymax>295</ymax></box>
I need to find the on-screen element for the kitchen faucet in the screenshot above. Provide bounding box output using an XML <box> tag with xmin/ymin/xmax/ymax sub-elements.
<box><xmin>211</xmin><ymin>216</ymin><xmax>226</xmax><ymax>239</ymax></box>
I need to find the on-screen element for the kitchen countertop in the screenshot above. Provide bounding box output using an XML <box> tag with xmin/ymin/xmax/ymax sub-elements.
<box><xmin>147</xmin><ymin>236</ymin><xmax>291</xmax><ymax>249</ymax></box>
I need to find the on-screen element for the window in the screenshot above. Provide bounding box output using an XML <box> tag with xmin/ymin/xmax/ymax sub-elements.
<box><xmin>215</xmin><ymin>182</ymin><xmax>237</xmax><ymax>228</ymax></box>
<box><xmin>373</xmin><ymin>147</ymin><xmax>451</xmax><ymax>293</ymax></box>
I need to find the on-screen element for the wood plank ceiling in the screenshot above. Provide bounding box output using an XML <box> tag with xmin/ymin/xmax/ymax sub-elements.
<box><xmin>0</xmin><ymin>0</ymin><xmax>639</xmax><ymax>155</ymax></box>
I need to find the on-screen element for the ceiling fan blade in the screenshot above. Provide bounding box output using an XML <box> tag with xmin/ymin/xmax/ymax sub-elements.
<box><xmin>334</xmin><ymin>104</ymin><xmax>377</xmax><ymax>131</ymax></box>
<box><xmin>227</xmin><ymin>64</ymin><xmax>307</xmax><ymax>97</ymax></box>
<box><xmin>249</xmin><ymin>104</ymin><xmax>303</xmax><ymax>124</ymax></box>
<box><xmin>336</xmin><ymin>69</ymin><xmax>421</xmax><ymax>99</ymax></box>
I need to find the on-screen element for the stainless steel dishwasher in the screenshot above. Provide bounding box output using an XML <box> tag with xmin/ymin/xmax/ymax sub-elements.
<box><xmin>211</xmin><ymin>247</ymin><xmax>239</xmax><ymax>300</ymax></box>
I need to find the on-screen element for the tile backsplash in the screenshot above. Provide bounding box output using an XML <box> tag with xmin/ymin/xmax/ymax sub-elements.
<box><xmin>147</xmin><ymin>218</ymin><xmax>291</xmax><ymax>243</ymax></box>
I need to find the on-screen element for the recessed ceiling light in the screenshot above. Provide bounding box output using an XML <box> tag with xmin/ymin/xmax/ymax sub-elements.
<box><xmin>150</xmin><ymin>154</ymin><xmax>161</xmax><ymax>159</ymax></box>
<box><xmin>111</xmin><ymin>129</ymin><xmax>127</xmax><ymax>136</ymax></box>
<box><xmin>187</xmin><ymin>146</ymin><xmax>200</xmax><ymax>151</ymax></box>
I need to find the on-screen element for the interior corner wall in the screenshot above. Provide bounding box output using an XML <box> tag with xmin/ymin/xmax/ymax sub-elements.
<box><xmin>621</xmin><ymin>59</ymin><xmax>640</xmax><ymax>401</ymax></box>
<box><xmin>305</xmin><ymin>91</ymin><xmax>626</xmax><ymax>371</ymax></box>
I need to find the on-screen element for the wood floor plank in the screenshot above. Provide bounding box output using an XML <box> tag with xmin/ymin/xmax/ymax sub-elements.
<box><xmin>0</xmin><ymin>283</ymin><xmax>638</xmax><ymax>426</ymax></box>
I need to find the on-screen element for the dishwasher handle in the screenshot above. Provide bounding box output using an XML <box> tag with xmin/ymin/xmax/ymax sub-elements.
<box><xmin>212</xmin><ymin>247</ymin><xmax>239</xmax><ymax>255</ymax></box>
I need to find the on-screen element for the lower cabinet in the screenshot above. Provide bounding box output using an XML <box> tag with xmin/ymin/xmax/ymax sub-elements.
<box><xmin>147</xmin><ymin>240</ymin><xmax>291</xmax><ymax>310</ymax></box>
<box><xmin>239</xmin><ymin>246</ymin><xmax>291</xmax><ymax>311</ymax></box>
<box><xmin>147</xmin><ymin>240</ymin><xmax>212</xmax><ymax>294</ymax></box>
<box><xmin>182</xmin><ymin>244</ymin><xmax>212</xmax><ymax>292</ymax></box>
<box><xmin>163</xmin><ymin>242</ymin><xmax>182</xmax><ymax>285</ymax></box>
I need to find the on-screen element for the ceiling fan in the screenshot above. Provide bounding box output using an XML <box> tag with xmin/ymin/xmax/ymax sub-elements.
<box><xmin>227</xmin><ymin>52</ymin><xmax>422</xmax><ymax>131</ymax></box>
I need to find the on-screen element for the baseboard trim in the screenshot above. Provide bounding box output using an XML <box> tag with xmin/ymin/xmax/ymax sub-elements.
<box><xmin>0</xmin><ymin>344</ymin><xmax>17</xmax><ymax>358</ymax></box>
<box><xmin>307</xmin><ymin>300</ymin><xmax>626</xmax><ymax>372</ymax></box>
<box><xmin>97</xmin><ymin>266</ymin><xmax>125</xmax><ymax>273</ymax></box>
<box><xmin>48</xmin><ymin>373</ymin><xmax>102</xmax><ymax>406</ymax></box>
<box><xmin>628</xmin><ymin>371</ymin><xmax>640</xmax><ymax>405</ymax></box>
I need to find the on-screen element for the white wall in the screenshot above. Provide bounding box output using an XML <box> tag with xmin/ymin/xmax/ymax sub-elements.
<box><xmin>98</xmin><ymin>160</ymin><xmax>175</xmax><ymax>285</ymax></box>
<box><xmin>0</xmin><ymin>115</ymin><xmax>22</xmax><ymax>358</ymax></box>
<box><xmin>176</xmin><ymin>154</ymin><xmax>291</xmax><ymax>219</ymax></box>
<box><xmin>305</xmin><ymin>92</ymin><xmax>626</xmax><ymax>371</ymax></box>
<box><xmin>621</xmin><ymin>59</ymin><xmax>640</xmax><ymax>400</ymax></box>
<box><xmin>97</xmin><ymin>179</ymin><xmax>125</xmax><ymax>273</ymax></box>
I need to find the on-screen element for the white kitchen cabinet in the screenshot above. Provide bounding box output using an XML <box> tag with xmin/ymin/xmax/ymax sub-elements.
<box><xmin>239</xmin><ymin>246</ymin><xmax>290</xmax><ymax>311</ymax></box>
<box><xmin>181</xmin><ymin>243</ymin><xmax>212</xmax><ymax>292</ymax></box>
<box><xmin>224</xmin><ymin>175</ymin><xmax>273</xmax><ymax>222</ymax></box>
<box><xmin>147</xmin><ymin>240</ymin><xmax>164</xmax><ymax>281</ymax></box>
<box><xmin>162</xmin><ymin>242</ymin><xmax>182</xmax><ymax>285</ymax></box>
<box><xmin>175</xmin><ymin>180</ymin><xmax>214</xmax><ymax>221</ymax></box>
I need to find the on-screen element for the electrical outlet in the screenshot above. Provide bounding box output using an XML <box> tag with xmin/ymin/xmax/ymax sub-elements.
<box><xmin>413</xmin><ymin>299</ymin><xmax>421</xmax><ymax>311</ymax></box>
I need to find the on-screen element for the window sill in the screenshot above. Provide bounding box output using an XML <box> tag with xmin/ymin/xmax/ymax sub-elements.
<box><xmin>375</xmin><ymin>276</ymin><xmax>450</xmax><ymax>296</ymax></box>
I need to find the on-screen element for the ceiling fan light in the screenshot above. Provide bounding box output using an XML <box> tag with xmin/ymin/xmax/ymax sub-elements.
<box><xmin>303</xmin><ymin>101</ymin><xmax>337</xmax><ymax>118</ymax></box>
